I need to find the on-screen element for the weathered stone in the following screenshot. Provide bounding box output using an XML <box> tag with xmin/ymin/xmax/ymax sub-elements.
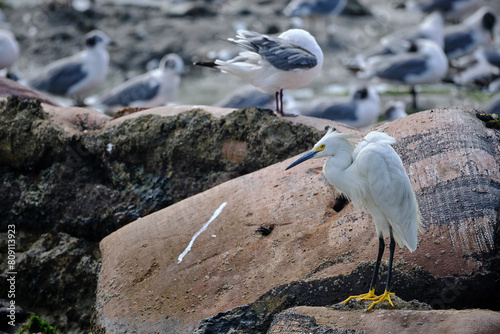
<box><xmin>268</xmin><ymin>306</ymin><xmax>500</xmax><ymax>334</ymax></box>
<box><xmin>94</xmin><ymin>106</ymin><xmax>500</xmax><ymax>333</ymax></box>
<box><xmin>0</xmin><ymin>92</ymin><xmax>337</xmax><ymax>332</ymax></box>
<box><xmin>0</xmin><ymin>232</ymin><xmax>99</xmax><ymax>332</ymax></box>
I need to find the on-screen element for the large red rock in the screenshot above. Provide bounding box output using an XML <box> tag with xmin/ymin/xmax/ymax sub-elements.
<box><xmin>94</xmin><ymin>106</ymin><xmax>499</xmax><ymax>333</ymax></box>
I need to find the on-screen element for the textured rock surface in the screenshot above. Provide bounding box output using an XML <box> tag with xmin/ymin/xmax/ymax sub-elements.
<box><xmin>94</xmin><ymin>106</ymin><xmax>500</xmax><ymax>333</ymax></box>
<box><xmin>268</xmin><ymin>306</ymin><xmax>500</xmax><ymax>334</ymax></box>
<box><xmin>0</xmin><ymin>94</ymin><xmax>335</xmax><ymax>332</ymax></box>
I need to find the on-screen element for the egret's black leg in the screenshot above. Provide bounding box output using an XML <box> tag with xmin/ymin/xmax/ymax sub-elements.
<box><xmin>385</xmin><ymin>228</ymin><xmax>396</xmax><ymax>293</ymax></box>
<box><xmin>343</xmin><ymin>234</ymin><xmax>384</xmax><ymax>305</ymax></box>
<box><xmin>366</xmin><ymin>228</ymin><xmax>396</xmax><ymax>311</ymax></box>
<box><xmin>370</xmin><ymin>234</ymin><xmax>385</xmax><ymax>292</ymax></box>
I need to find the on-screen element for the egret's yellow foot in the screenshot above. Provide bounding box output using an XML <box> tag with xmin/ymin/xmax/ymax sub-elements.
<box><xmin>366</xmin><ymin>289</ymin><xmax>395</xmax><ymax>311</ymax></box>
<box><xmin>343</xmin><ymin>287</ymin><xmax>380</xmax><ymax>305</ymax></box>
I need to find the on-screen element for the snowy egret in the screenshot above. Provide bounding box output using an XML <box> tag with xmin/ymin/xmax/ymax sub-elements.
<box><xmin>90</xmin><ymin>53</ymin><xmax>184</xmax><ymax>113</ymax></box>
<box><xmin>286</xmin><ymin>129</ymin><xmax>422</xmax><ymax>311</ymax></box>
<box><xmin>195</xmin><ymin>29</ymin><xmax>323</xmax><ymax>116</ymax></box>
<box><xmin>28</xmin><ymin>30</ymin><xmax>115</xmax><ymax>104</ymax></box>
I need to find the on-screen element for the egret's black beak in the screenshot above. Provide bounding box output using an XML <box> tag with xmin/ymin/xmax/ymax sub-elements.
<box><xmin>285</xmin><ymin>150</ymin><xmax>319</xmax><ymax>170</ymax></box>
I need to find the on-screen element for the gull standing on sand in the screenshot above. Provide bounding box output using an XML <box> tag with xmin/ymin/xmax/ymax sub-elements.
<box><xmin>90</xmin><ymin>53</ymin><xmax>184</xmax><ymax>114</ymax></box>
<box><xmin>195</xmin><ymin>29</ymin><xmax>323</xmax><ymax>116</ymax></box>
<box><xmin>28</xmin><ymin>30</ymin><xmax>115</xmax><ymax>104</ymax></box>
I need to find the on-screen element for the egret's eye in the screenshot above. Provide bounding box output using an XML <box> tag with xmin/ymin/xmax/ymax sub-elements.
<box><xmin>319</xmin><ymin>144</ymin><xmax>325</xmax><ymax>150</ymax></box>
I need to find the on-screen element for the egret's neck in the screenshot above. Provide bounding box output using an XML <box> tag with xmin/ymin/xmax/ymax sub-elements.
<box><xmin>323</xmin><ymin>147</ymin><xmax>355</xmax><ymax>196</ymax></box>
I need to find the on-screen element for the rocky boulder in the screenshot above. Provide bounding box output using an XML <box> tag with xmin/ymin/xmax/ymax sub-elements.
<box><xmin>94</xmin><ymin>106</ymin><xmax>500</xmax><ymax>333</ymax></box>
<box><xmin>0</xmin><ymin>92</ymin><xmax>335</xmax><ymax>332</ymax></box>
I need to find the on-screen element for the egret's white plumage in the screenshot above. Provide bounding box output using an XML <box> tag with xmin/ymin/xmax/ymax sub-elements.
<box><xmin>195</xmin><ymin>29</ymin><xmax>323</xmax><ymax>115</ymax></box>
<box><xmin>286</xmin><ymin>129</ymin><xmax>421</xmax><ymax>310</ymax></box>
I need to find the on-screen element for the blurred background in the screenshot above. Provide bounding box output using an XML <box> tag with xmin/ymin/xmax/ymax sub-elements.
<box><xmin>1</xmin><ymin>0</ymin><xmax>500</xmax><ymax>121</ymax></box>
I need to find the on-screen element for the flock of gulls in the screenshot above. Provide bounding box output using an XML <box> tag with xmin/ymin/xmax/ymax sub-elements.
<box><xmin>1</xmin><ymin>0</ymin><xmax>499</xmax><ymax>127</ymax></box>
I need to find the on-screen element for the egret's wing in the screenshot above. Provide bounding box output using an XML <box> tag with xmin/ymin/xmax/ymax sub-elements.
<box><xmin>100</xmin><ymin>75</ymin><xmax>160</xmax><ymax>107</ymax></box>
<box><xmin>355</xmin><ymin>140</ymin><xmax>419</xmax><ymax>251</ymax></box>
<box><xmin>229</xmin><ymin>31</ymin><xmax>318</xmax><ymax>71</ymax></box>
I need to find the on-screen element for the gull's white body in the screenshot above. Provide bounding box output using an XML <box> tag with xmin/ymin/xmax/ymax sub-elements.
<box><xmin>361</xmin><ymin>39</ymin><xmax>449</xmax><ymax>86</ymax></box>
<box><xmin>93</xmin><ymin>53</ymin><xmax>184</xmax><ymax>109</ymax></box>
<box><xmin>214</xmin><ymin>29</ymin><xmax>324</xmax><ymax>93</ymax></box>
<box><xmin>28</xmin><ymin>30</ymin><xmax>112</xmax><ymax>99</ymax></box>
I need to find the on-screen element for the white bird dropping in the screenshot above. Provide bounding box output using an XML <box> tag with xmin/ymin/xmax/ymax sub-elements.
<box><xmin>177</xmin><ymin>202</ymin><xmax>227</xmax><ymax>264</ymax></box>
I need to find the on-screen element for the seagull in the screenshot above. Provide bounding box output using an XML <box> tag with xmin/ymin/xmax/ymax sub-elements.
<box><xmin>384</xmin><ymin>101</ymin><xmax>408</xmax><ymax>121</ymax></box>
<box><xmin>195</xmin><ymin>29</ymin><xmax>323</xmax><ymax>116</ymax></box>
<box><xmin>444</xmin><ymin>6</ymin><xmax>496</xmax><ymax>60</ymax></box>
<box><xmin>90</xmin><ymin>53</ymin><xmax>184</xmax><ymax>113</ymax></box>
<box><xmin>283</xmin><ymin>0</ymin><xmax>347</xmax><ymax>18</ymax></box>
<box><xmin>344</xmin><ymin>11</ymin><xmax>444</xmax><ymax>72</ymax></box>
<box><xmin>294</xmin><ymin>86</ymin><xmax>380</xmax><ymax>129</ymax></box>
<box><xmin>360</xmin><ymin>39</ymin><xmax>449</xmax><ymax>110</ymax></box>
<box><xmin>453</xmin><ymin>47</ymin><xmax>499</xmax><ymax>88</ymax></box>
<box><xmin>403</xmin><ymin>0</ymin><xmax>484</xmax><ymax>20</ymax></box>
<box><xmin>0</xmin><ymin>28</ymin><xmax>20</xmax><ymax>75</ymax></box>
<box><xmin>28</xmin><ymin>30</ymin><xmax>115</xmax><ymax>105</ymax></box>
<box><xmin>286</xmin><ymin>129</ymin><xmax>421</xmax><ymax>311</ymax></box>
<box><xmin>481</xmin><ymin>47</ymin><xmax>500</xmax><ymax>69</ymax></box>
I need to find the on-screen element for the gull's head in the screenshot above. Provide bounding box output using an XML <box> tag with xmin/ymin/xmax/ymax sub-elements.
<box><xmin>84</xmin><ymin>30</ymin><xmax>116</xmax><ymax>49</ymax></box>
<box><xmin>279</xmin><ymin>28</ymin><xmax>324</xmax><ymax>65</ymax></box>
<box><xmin>160</xmin><ymin>53</ymin><xmax>184</xmax><ymax>75</ymax></box>
<box><xmin>285</xmin><ymin>129</ymin><xmax>356</xmax><ymax>170</ymax></box>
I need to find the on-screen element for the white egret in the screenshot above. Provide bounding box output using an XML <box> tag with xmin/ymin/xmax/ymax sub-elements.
<box><xmin>286</xmin><ymin>129</ymin><xmax>422</xmax><ymax>311</ymax></box>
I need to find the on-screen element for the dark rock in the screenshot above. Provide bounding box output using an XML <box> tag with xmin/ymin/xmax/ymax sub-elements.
<box><xmin>0</xmin><ymin>232</ymin><xmax>99</xmax><ymax>332</ymax></box>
